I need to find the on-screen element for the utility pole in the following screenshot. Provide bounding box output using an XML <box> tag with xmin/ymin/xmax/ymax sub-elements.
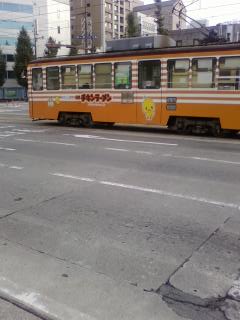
<box><xmin>33</xmin><ymin>20</ymin><xmax>39</xmax><ymax>58</ymax></box>
<box><xmin>72</xmin><ymin>1</ymin><xmax>95</xmax><ymax>54</ymax></box>
<box><xmin>84</xmin><ymin>0</ymin><xmax>88</xmax><ymax>54</ymax></box>
<box><xmin>33</xmin><ymin>19</ymin><xmax>44</xmax><ymax>58</ymax></box>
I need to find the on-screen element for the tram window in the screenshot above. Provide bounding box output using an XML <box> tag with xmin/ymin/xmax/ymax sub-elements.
<box><xmin>168</xmin><ymin>59</ymin><xmax>189</xmax><ymax>88</ymax></box>
<box><xmin>46</xmin><ymin>67</ymin><xmax>60</xmax><ymax>90</ymax></box>
<box><xmin>192</xmin><ymin>58</ymin><xmax>216</xmax><ymax>88</ymax></box>
<box><xmin>78</xmin><ymin>64</ymin><xmax>93</xmax><ymax>89</ymax></box>
<box><xmin>138</xmin><ymin>60</ymin><xmax>160</xmax><ymax>89</ymax></box>
<box><xmin>218</xmin><ymin>57</ymin><xmax>240</xmax><ymax>90</ymax></box>
<box><xmin>32</xmin><ymin>68</ymin><xmax>43</xmax><ymax>91</ymax></box>
<box><xmin>95</xmin><ymin>63</ymin><xmax>112</xmax><ymax>89</ymax></box>
<box><xmin>61</xmin><ymin>65</ymin><xmax>76</xmax><ymax>89</ymax></box>
<box><xmin>114</xmin><ymin>62</ymin><xmax>132</xmax><ymax>89</ymax></box>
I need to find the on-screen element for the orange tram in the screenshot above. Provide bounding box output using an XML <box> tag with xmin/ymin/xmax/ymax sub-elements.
<box><xmin>28</xmin><ymin>43</ymin><xmax>240</xmax><ymax>136</ymax></box>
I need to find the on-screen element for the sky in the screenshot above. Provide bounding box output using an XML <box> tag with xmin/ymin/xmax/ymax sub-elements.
<box><xmin>144</xmin><ymin>0</ymin><xmax>240</xmax><ymax>26</ymax></box>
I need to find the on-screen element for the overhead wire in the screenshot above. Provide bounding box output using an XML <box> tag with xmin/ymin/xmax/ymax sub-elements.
<box><xmin>0</xmin><ymin>0</ymin><xmax>240</xmax><ymax>41</ymax></box>
<box><xmin>0</xmin><ymin>1</ymin><xmax>240</xmax><ymax>25</ymax></box>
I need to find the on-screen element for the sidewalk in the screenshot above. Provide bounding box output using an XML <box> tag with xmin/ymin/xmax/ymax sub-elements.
<box><xmin>0</xmin><ymin>239</ymin><xmax>183</xmax><ymax>320</ymax></box>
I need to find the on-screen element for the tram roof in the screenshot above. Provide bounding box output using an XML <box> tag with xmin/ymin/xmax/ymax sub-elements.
<box><xmin>30</xmin><ymin>42</ymin><xmax>240</xmax><ymax>65</ymax></box>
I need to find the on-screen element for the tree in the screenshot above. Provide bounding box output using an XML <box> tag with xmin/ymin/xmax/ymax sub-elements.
<box><xmin>45</xmin><ymin>37</ymin><xmax>59</xmax><ymax>58</ymax></box>
<box><xmin>0</xmin><ymin>49</ymin><xmax>6</xmax><ymax>88</ymax></box>
<box><xmin>13</xmin><ymin>27</ymin><xmax>33</xmax><ymax>89</ymax></box>
<box><xmin>68</xmin><ymin>41</ymin><xmax>79</xmax><ymax>56</ymax></box>
<box><xmin>127</xmin><ymin>12</ymin><xmax>139</xmax><ymax>37</ymax></box>
<box><xmin>155</xmin><ymin>0</ymin><xmax>168</xmax><ymax>35</ymax></box>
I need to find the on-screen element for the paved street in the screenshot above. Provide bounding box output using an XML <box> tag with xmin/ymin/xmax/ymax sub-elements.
<box><xmin>0</xmin><ymin>102</ymin><xmax>240</xmax><ymax>320</ymax></box>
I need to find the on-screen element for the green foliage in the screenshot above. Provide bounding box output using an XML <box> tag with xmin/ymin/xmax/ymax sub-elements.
<box><xmin>0</xmin><ymin>49</ymin><xmax>6</xmax><ymax>87</ymax></box>
<box><xmin>45</xmin><ymin>37</ymin><xmax>59</xmax><ymax>58</ymax></box>
<box><xmin>127</xmin><ymin>12</ymin><xmax>139</xmax><ymax>37</ymax></box>
<box><xmin>13</xmin><ymin>27</ymin><xmax>33</xmax><ymax>89</ymax></box>
<box><xmin>155</xmin><ymin>1</ymin><xmax>168</xmax><ymax>35</ymax></box>
<box><xmin>69</xmin><ymin>41</ymin><xmax>79</xmax><ymax>56</ymax></box>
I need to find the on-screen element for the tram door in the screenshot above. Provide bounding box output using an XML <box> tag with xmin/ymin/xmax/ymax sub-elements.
<box><xmin>136</xmin><ymin>60</ymin><xmax>162</xmax><ymax>125</ymax></box>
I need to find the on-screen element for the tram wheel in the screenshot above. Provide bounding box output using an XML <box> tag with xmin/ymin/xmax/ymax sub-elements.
<box><xmin>58</xmin><ymin>113</ymin><xmax>66</xmax><ymax>125</ymax></box>
<box><xmin>82</xmin><ymin>114</ymin><xmax>93</xmax><ymax>128</ymax></box>
<box><xmin>212</xmin><ymin>124</ymin><xmax>222</xmax><ymax>137</ymax></box>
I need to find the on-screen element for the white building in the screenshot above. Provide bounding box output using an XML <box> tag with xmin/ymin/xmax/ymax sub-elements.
<box><xmin>135</xmin><ymin>12</ymin><xmax>157</xmax><ymax>36</ymax></box>
<box><xmin>133</xmin><ymin>0</ymin><xmax>186</xmax><ymax>31</ymax></box>
<box><xmin>0</xmin><ymin>0</ymin><xmax>33</xmax><ymax>100</ymax></box>
<box><xmin>33</xmin><ymin>0</ymin><xmax>71</xmax><ymax>57</ymax></box>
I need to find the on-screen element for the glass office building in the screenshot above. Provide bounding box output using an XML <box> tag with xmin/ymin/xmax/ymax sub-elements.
<box><xmin>0</xmin><ymin>1</ymin><xmax>33</xmax><ymax>100</ymax></box>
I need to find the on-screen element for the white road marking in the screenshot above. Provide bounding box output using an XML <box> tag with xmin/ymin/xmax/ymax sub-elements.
<box><xmin>105</xmin><ymin>148</ymin><xmax>153</xmax><ymax>155</ymax></box>
<box><xmin>151</xmin><ymin>134</ymin><xmax>240</xmax><ymax>145</ymax></box>
<box><xmin>0</xmin><ymin>134</ymin><xmax>13</xmax><ymax>137</ymax></box>
<box><xmin>0</xmin><ymin>147</ymin><xmax>15</xmax><ymax>151</ymax></box>
<box><xmin>0</xmin><ymin>131</ymin><xmax>25</xmax><ymax>138</ymax></box>
<box><xmin>70</xmin><ymin>134</ymin><xmax>178</xmax><ymax>146</ymax></box>
<box><xmin>135</xmin><ymin>151</ymin><xmax>153</xmax><ymax>155</ymax></box>
<box><xmin>105</xmin><ymin>148</ymin><xmax>129</xmax><ymax>152</ymax></box>
<box><xmin>63</xmin><ymin>129</ymin><xmax>240</xmax><ymax>146</ymax></box>
<box><xmin>50</xmin><ymin>173</ymin><xmax>240</xmax><ymax>210</ymax></box>
<box><xmin>52</xmin><ymin>173</ymin><xmax>95</xmax><ymax>182</ymax></box>
<box><xmin>15</xmin><ymin>139</ymin><xmax>76</xmax><ymax>146</ymax></box>
<box><xmin>0</xmin><ymin>126</ymin><xmax>15</xmax><ymax>129</ymax></box>
<box><xmin>0</xmin><ymin>163</ymin><xmax>23</xmax><ymax>170</ymax></box>
<box><xmin>164</xmin><ymin>154</ymin><xmax>240</xmax><ymax>166</ymax></box>
<box><xmin>66</xmin><ymin>134</ymin><xmax>99</xmax><ymax>139</ymax></box>
<box><xmin>13</xmin><ymin>129</ymin><xmax>47</xmax><ymax>133</ymax></box>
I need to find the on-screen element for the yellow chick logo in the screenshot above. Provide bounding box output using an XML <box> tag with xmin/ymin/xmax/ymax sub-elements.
<box><xmin>55</xmin><ymin>96</ymin><xmax>61</xmax><ymax>105</ymax></box>
<box><xmin>142</xmin><ymin>98</ymin><xmax>156</xmax><ymax>121</ymax></box>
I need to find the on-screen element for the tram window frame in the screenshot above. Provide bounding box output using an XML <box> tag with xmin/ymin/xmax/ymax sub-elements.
<box><xmin>95</xmin><ymin>63</ymin><xmax>112</xmax><ymax>89</ymax></box>
<box><xmin>114</xmin><ymin>62</ymin><xmax>132</xmax><ymax>89</ymax></box>
<box><xmin>46</xmin><ymin>66</ymin><xmax>60</xmax><ymax>90</ymax></box>
<box><xmin>167</xmin><ymin>59</ymin><xmax>190</xmax><ymax>88</ymax></box>
<box><xmin>192</xmin><ymin>58</ymin><xmax>216</xmax><ymax>88</ymax></box>
<box><xmin>32</xmin><ymin>68</ymin><xmax>43</xmax><ymax>91</ymax></box>
<box><xmin>138</xmin><ymin>60</ymin><xmax>161</xmax><ymax>89</ymax></box>
<box><xmin>218</xmin><ymin>56</ymin><xmax>240</xmax><ymax>90</ymax></box>
<box><xmin>61</xmin><ymin>65</ymin><xmax>76</xmax><ymax>90</ymax></box>
<box><xmin>77</xmin><ymin>64</ymin><xmax>93</xmax><ymax>89</ymax></box>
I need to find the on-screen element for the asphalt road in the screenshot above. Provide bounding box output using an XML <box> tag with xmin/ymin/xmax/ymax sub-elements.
<box><xmin>0</xmin><ymin>102</ymin><xmax>239</xmax><ymax>320</ymax></box>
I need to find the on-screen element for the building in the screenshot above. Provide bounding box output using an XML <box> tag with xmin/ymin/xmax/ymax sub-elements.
<box><xmin>217</xmin><ymin>23</ymin><xmax>240</xmax><ymax>42</ymax></box>
<box><xmin>135</xmin><ymin>12</ymin><xmax>157</xmax><ymax>36</ymax></box>
<box><xmin>133</xmin><ymin>0</ymin><xmax>186</xmax><ymax>31</ymax></box>
<box><xmin>33</xmin><ymin>0</ymin><xmax>71</xmax><ymax>58</ymax></box>
<box><xmin>169</xmin><ymin>27</ymin><xmax>207</xmax><ymax>47</ymax></box>
<box><xmin>0</xmin><ymin>0</ymin><xmax>33</xmax><ymax>100</ymax></box>
<box><xmin>70</xmin><ymin>0</ymin><xmax>144</xmax><ymax>52</ymax></box>
<box><xmin>106</xmin><ymin>34</ymin><xmax>175</xmax><ymax>52</ymax></box>
<box><xmin>169</xmin><ymin>23</ymin><xmax>240</xmax><ymax>47</ymax></box>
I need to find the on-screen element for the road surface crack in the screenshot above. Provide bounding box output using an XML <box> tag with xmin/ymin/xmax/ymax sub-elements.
<box><xmin>163</xmin><ymin>216</ymin><xmax>232</xmax><ymax>285</ymax></box>
<box><xmin>0</xmin><ymin>192</ymin><xmax>72</xmax><ymax>220</ymax></box>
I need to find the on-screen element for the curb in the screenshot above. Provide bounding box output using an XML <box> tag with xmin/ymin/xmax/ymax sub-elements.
<box><xmin>0</xmin><ymin>289</ymin><xmax>57</xmax><ymax>320</ymax></box>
